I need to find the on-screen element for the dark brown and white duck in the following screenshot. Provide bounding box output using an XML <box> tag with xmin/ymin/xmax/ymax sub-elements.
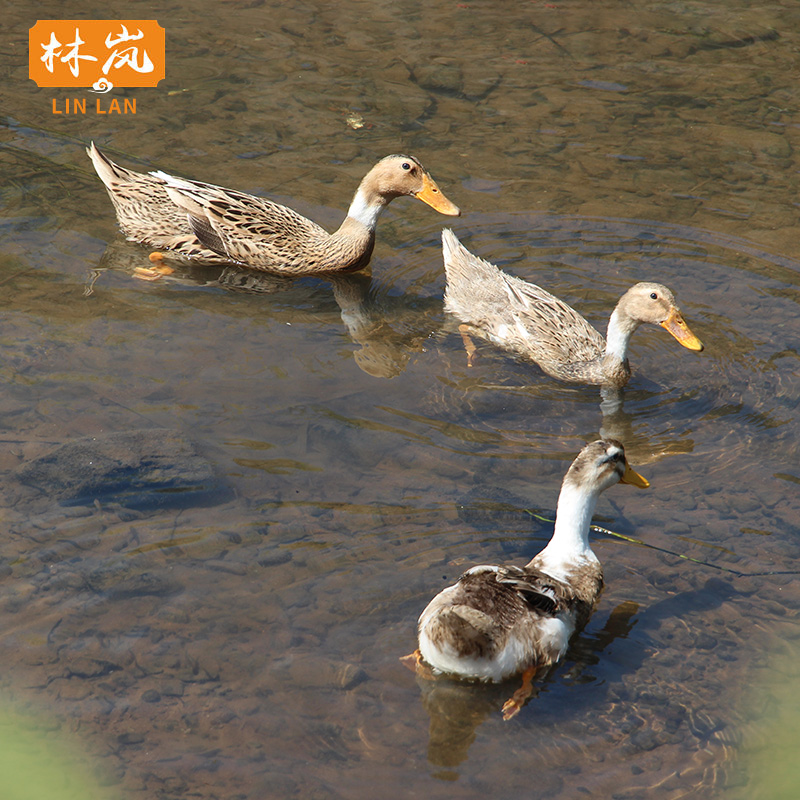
<box><xmin>442</xmin><ymin>229</ymin><xmax>703</xmax><ymax>387</ymax></box>
<box><xmin>87</xmin><ymin>143</ymin><xmax>460</xmax><ymax>274</ymax></box>
<box><xmin>407</xmin><ymin>439</ymin><xmax>649</xmax><ymax>719</ymax></box>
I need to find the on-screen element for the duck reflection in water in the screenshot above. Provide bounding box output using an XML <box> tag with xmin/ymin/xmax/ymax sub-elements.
<box><xmin>595</xmin><ymin>383</ymin><xmax>699</xmax><ymax>467</ymax></box>
<box><xmin>88</xmin><ymin>242</ymin><xmax>443</xmax><ymax>379</ymax></box>
<box><xmin>326</xmin><ymin>273</ymin><xmax>441</xmax><ymax>379</ymax></box>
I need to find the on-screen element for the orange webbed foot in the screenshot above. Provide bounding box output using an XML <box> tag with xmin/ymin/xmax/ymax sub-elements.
<box><xmin>134</xmin><ymin>256</ymin><xmax>176</xmax><ymax>281</ymax></box>
<box><xmin>501</xmin><ymin>665</ymin><xmax>537</xmax><ymax>721</ymax></box>
<box><xmin>399</xmin><ymin>649</ymin><xmax>423</xmax><ymax>672</ymax></box>
<box><xmin>399</xmin><ymin>649</ymin><xmax>436</xmax><ymax>680</ymax></box>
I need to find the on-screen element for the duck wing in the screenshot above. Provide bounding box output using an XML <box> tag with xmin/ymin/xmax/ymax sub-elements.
<box><xmin>493</xmin><ymin>565</ymin><xmax>577</xmax><ymax>615</ymax></box>
<box><xmin>500</xmin><ymin>273</ymin><xmax>607</xmax><ymax>363</ymax></box>
<box><xmin>451</xmin><ymin>564</ymin><xmax>576</xmax><ymax>622</ymax></box>
<box><xmin>153</xmin><ymin>172</ymin><xmax>331</xmax><ymax>269</ymax></box>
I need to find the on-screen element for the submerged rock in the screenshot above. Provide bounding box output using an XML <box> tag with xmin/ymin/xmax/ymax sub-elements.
<box><xmin>16</xmin><ymin>428</ymin><xmax>224</xmax><ymax>509</ymax></box>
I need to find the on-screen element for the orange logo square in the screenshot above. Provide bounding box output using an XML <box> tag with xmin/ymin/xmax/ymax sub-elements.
<box><xmin>29</xmin><ymin>20</ymin><xmax>164</xmax><ymax>91</ymax></box>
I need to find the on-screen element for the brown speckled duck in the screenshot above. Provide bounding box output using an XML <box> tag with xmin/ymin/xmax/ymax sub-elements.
<box><xmin>87</xmin><ymin>143</ymin><xmax>460</xmax><ymax>274</ymax></box>
<box><xmin>407</xmin><ymin>439</ymin><xmax>648</xmax><ymax>720</ymax></box>
<box><xmin>442</xmin><ymin>229</ymin><xmax>704</xmax><ymax>387</ymax></box>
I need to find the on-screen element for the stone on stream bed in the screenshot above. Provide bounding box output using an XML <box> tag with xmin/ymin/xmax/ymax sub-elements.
<box><xmin>15</xmin><ymin>428</ymin><xmax>225</xmax><ymax>509</ymax></box>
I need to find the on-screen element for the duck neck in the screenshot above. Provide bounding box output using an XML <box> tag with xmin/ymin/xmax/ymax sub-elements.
<box><xmin>602</xmin><ymin>306</ymin><xmax>637</xmax><ymax>383</ymax></box>
<box><xmin>345</xmin><ymin>185</ymin><xmax>388</xmax><ymax>232</ymax></box>
<box><xmin>605</xmin><ymin>306</ymin><xmax>639</xmax><ymax>363</ymax></box>
<box><xmin>534</xmin><ymin>482</ymin><xmax>600</xmax><ymax>574</ymax></box>
<box><xmin>316</xmin><ymin>187</ymin><xmax>381</xmax><ymax>271</ymax></box>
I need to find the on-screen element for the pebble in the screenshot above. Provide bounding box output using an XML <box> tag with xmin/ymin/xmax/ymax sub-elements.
<box><xmin>15</xmin><ymin>428</ymin><xmax>224</xmax><ymax>508</ymax></box>
<box><xmin>256</xmin><ymin>546</ymin><xmax>293</xmax><ymax>567</ymax></box>
<box><xmin>287</xmin><ymin>657</ymin><xmax>367</xmax><ymax>690</ymax></box>
<box><xmin>629</xmin><ymin>728</ymin><xmax>660</xmax><ymax>752</ymax></box>
<box><xmin>117</xmin><ymin>732</ymin><xmax>145</xmax><ymax>746</ymax></box>
<box><xmin>204</xmin><ymin>559</ymin><xmax>247</xmax><ymax>576</ymax></box>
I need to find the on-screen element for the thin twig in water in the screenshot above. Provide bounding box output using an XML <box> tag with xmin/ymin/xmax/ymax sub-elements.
<box><xmin>524</xmin><ymin>510</ymin><xmax>800</xmax><ymax>578</ymax></box>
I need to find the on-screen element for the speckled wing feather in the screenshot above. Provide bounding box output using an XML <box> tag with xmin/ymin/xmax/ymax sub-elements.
<box><xmin>90</xmin><ymin>154</ymin><xmax>183</xmax><ymax>236</ymax></box>
<box><xmin>90</xmin><ymin>145</ymin><xmax>359</xmax><ymax>271</ymax></box>
<box><xmin>427</xmin><ymin>565</ymin><xmax>583</xmax><ymax>662</ymax></box>
<box><xmin>493</xmin><ymin>568</ymin><xmax>563</xmax><ymax>615</ymax></box>
<box><xmin>466</xmin><ymin>565</ymin><xmax>576</xmax><ymax>617</ymax></box>
<box><xmin>496</xmin><ymin>272</ymin><xmax>606</xmax><ymax>364</ymax></box>
<box><xmin>442</xmin><ymin>232</ymin><xmax>609</xmax><ymax>381</ymax></box>
<box><xmin>156</xmin><ymin>174</ymin><xmax>333</xmax><ymax>270</ymax></box>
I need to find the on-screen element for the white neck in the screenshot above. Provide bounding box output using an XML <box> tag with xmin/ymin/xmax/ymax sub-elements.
<box><xmin>534</xmin><ymin>482</ymin><xmax>600</xmax><ymax>575</ymax></box>
<box><xmin>605</xmin><ymin>307</ymin><xmax>635</xmax><ymax>363</ymax></box>
<box><xmin>346</xmin><ymin>188</ymin><xmax>385</xmax><ymax>231</ymax></box>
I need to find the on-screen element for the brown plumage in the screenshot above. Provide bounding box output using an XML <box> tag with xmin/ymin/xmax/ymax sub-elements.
<box><xmin>421</xmin><ymin>563</ymin><xmax>601</xmax><ymax>668</ymax></box>
<box><xmin>87</xmin><ymin>143</ymin><xmax>460</xmax><ymax>274</ymax></box>
<box><xmin>442</xmin><ymin>229</ymin><xmax>704</xmax><ymax>387</ymax></box>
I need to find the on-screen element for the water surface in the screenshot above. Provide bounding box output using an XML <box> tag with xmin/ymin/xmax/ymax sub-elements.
<box><xmin>1</xmin><ymin>1</ymin><xmax>799</xmax><ymax>798</ymax></box>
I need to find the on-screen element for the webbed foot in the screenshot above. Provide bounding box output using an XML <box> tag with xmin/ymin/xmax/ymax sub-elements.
<box><xmin>399</xmin><ymin>649</ymin><xmax>435</xmax><ymax>680</ymax></box>
<box><xmin>134</xmin><ymin>255</ymin><xmax>176</xmax><ymax>281</ymax></box>
<box><xmin>501</xmin><ymin>665</ymin><xmax>537</xmax><ymax>721</ymax></box>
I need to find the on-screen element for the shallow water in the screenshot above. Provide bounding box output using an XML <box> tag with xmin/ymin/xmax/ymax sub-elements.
<box><xmin>2</xmin><ymin>1</ymin><xmax>800</xmax><ymax>798</ymax></box>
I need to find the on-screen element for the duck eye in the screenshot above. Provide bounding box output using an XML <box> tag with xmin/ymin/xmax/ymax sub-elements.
<box><xmin>401</xmin><ymin>162</ymin><xmax>411</xmax><ymax>171</ymax></box>
<box><xmin>650</xmin><ymin>292</ymin><xmax>658</xmax><ymax>300</ymax></box>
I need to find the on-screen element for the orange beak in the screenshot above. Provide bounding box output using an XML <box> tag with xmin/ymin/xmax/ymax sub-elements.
<box><xmin>620</xmin><ymin>462</ymin><xmax>650</xmax><ymax>488</ymax></box>
<box><xmin>660</xmin><ymin>308</ymin><xmax>704</xmax><ymax>352</ymax></box>
<box><xmin>414</xmin><ymin>173</ymin><xmax>460</xmax><ymax>216</ymax></box>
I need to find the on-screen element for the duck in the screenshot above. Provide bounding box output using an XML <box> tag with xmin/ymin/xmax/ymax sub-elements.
<box><xmin>86</xmin><ymin>143</ymin><xmax>460</xmax><ymax>274</ymax></box>
<box><xmin>406</xmin><ymin>438</ymin><xmax>649</xmax><ymax>720</ymax></box>
<box><xmin>441</xmin><ymin>229</ymin><xmax>703</xmax><ymax>387</ymax></box>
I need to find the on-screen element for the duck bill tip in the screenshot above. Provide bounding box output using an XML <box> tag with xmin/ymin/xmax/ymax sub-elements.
<box><xmin>415</xmin><ymin>175</ymin><xmax>461</xmax><ymax>216</ymax></box>
<box><xmin>661</xmin><ymin>311</ymin><xmax>704</xmax><ymax>352</ymax></box>
<box><xmin>620</xmin><ymin>465</ymin><xmax>650</xmax><ymax>489</ymax></box>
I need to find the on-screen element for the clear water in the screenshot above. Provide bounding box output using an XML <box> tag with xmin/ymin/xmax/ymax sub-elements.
<box><xmin>1</xmin><ymin>1</ymin><xmax>799</xmax><ymax>797</ymax></box>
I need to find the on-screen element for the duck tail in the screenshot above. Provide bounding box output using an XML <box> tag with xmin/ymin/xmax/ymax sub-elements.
<box><xmin>441</xmin><ymin>227</ymin><xmax>469</xmax><ymax>271</ymax></box>
<box><xmin>86</xmin><ymin>142</ymin><xmax>138</xmax><ymax>188</ymax></box>
<box><xmin>442</xmin><ymin>227</ymin><xmax>502</xmax><ymax>288</ymax></box>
